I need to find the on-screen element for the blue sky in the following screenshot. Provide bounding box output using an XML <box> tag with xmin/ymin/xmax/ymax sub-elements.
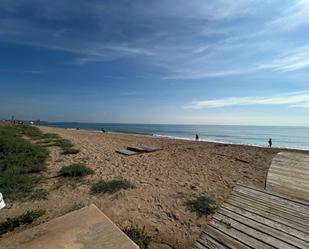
<box><xmin>0</xmin><ymin>0</ymin><xmax>309</xmax><ymax>126</ymax></box>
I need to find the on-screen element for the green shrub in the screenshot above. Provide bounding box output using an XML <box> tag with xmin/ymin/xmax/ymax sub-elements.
<box><xmin>29</xmin><ymin>189</ymin><xmax>48</xmax><ymax>201</ymax></box>
<box><xmin>20</xmin><ymin>125</ymin><xmax>45</xmax><ymax>140</ymax></box>
<box><xmin>42</xmin><ymin>133</ymin><xmax>60</xmax><ymax>139</ymax></box>
<box><xmin>68</xmin><ymin>202</ymin><xmax>86</xmax><ymax>212</ymax></box>
<box><xmin>53</xmin><ymin>139</ymin><xmax>74</xmax><ymax>149</ymax></box>
<box><xmin>123</xmin><ymin>224</ymin><xmax>151</xmax><ymax>249</ymax></box>
<box><xmin>0</xmin><ymin>209</ymin><xmax>45</xmax><ymax>235</ymax></box>
<box><xmin>91</xmin><ymin>179</ymin><xmax>134</xmax><ymax>194</ymax></box>
<box><xmin>61</xmin><ymin>148</ymin><xmax>80</xmax><ymax>155</ymax></box>
<box><xmin>60</xmin><ymin>164</ymin><xmax>94</xmax><ymax>177</ymax></box>
<box><xmin>186</xmin><ymin>196</ymin><xmax>216</xmax><ymax>216</ymax></box>
<box><xmin>0</xmin><ymin>125</ymin><xmax>48</xmax><ymax>200</ymax></box>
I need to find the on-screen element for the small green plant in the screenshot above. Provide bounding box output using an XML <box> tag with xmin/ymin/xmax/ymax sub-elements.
<box><xmin>53</xmin><ymin>139</ymin><xmax>74</xmax><ymax>149</ymax></box>
<box><xmin>91</xmin><ymin>179</ymin><xmax>134</xmax><ymax>194</ymax></box>
<box><xmin>123</xmin><ymin>224</ymin><xmax>151</xmax><ymax>249</ymax></box>
<box><xmin>0</xmin><ymin>209</ymin><xmax>45</xmax><ymax>235</ymax></box>
<box><xmin>60</xmin><ymin>164</ymin><xmax>94</xmax><ymax>177</ymax></box>
<box><xmin>42</xmin><ymin>133</ymin><xmax>60</xmax><ymax>139</ymax></box>
<box><xmin>61</xmin><ymin>148</ymin><xmax>80</xmax><ymax>155</ymax></box>
<box><xmin>29</xmin><ymin>189</ymin><xmax>48</xmax><ymax>201</ymax></box>
<box><xmin>68</xmin><ymin>202</ymin><xmax>86</xmax><ymax>212</ymax></box>
<box><xmin>186</xmin><ymin>196</ymin><xmax>216</xmax><ymax>216</ymax></box>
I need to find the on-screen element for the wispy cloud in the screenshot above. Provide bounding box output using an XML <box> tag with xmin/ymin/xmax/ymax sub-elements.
<box><xmin>270</xmin><ymin>0</ymin><xmax>309</xmax><ymax>30</ymax></box>
<box><xmin>1</xmin><ymin>0</ymin><xmax>309</xmax><ymax>79</ymax></box>
<box><xmin>256</xmin><ymin>46</ymin><xmax>309</xmax><ymax>72</ymax></box>
<box><xmin>186</xmin><ymin>91</ymin><xmax>309</xmax><ymax>109</ymax></box>
<box><xmin>163</xmin><ymin>69</ymin><xmax>247</xmax><ymax>80</ymax></box>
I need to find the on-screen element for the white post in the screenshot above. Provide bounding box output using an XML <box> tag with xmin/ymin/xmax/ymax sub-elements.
<box><xmin>0</xmin><ymin>192</ymin><xmax>5</xmax><ymax>209</ymax></box>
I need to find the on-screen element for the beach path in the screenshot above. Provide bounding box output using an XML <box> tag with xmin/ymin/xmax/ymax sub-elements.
<box><xmin>0</xmin><ymin>204</ymin><xmax>139</xmax><ymax>249</ymax></box>
<box><xmin>192</xmin><ymin>152</ymin><xmax>309</xmax><ymax>249</ymax></box>
<box><xmin>266</xmin><ymin>152</ymin><xmax>309</xmax><ymax>201</ymax></box>
<box><xmin>192</xmin><ymin>184</ymin><xmax>309</xmax><ymax>249</ymax></box>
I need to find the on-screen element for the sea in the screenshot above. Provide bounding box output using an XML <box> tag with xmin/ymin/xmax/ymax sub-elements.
<box><xmin>39</xmin><ymin>122</ymin><xmax>309</xmax><ymax>150</ymax></box>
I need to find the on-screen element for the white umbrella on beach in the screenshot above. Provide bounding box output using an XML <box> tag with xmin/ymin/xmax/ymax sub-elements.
<box><xmin>0</xmin><ymin>192</ymin><xmax>5</xmax><ymax>209</ymax></box>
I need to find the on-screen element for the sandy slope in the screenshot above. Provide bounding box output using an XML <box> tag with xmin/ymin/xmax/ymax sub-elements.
<box><xmin>2</xmin><ymin>126</ymin><xmax>303</xmax><ymax>249</ymax></box>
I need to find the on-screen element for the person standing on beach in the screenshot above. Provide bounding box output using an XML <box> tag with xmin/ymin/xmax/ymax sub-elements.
<box><xmin>268</xmin><ymin>138</ymin><xmax>272</xmax><ymax>148</ymax></box>
<box><xmin>195</xmin><ymin>134</ymin><xmax>199</xmax><ymax>141</ymax></box>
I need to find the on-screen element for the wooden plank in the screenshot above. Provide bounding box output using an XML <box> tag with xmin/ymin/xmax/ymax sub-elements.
<box><xmin>232</xmin><ymin>190</ymin><xmax>309</xmax><ymax>219</ymax></box>
<box><xmin>221</xmin><ymin>203</ymin><xmax>309</xmax><ymax>241</ymax></box>
<box><xmin>226</xmin><ymin>196</ymin><xmax>309</xmax><ymax>232</ymax></box>
<box><xmin>266</xmin><ymin>152</ymin><xmax>309</xmax><ymax>201</ymax></box>
<box><xmin>267</xmin><ymin>168</ymin><xmax>309</xmax><ymax>181</ymax></box>
<box><xmin>266</xmin><ymin>182</ymin><xmax>309</xmax><ymax>201</ymax></box>
<box><xmin>202</xmin><ymin>226</ymin><xmax>251</xmax><ymax>249</ymax></box>
<box><xmin>139</xmin><ymin>146</ymin><xmax>160</xmax><ymax>152</ymax></box>
<box><xmin>237</xmin><ymin>183</ymin><xmax>309</xmax><ymax>206</ymax></box>
<box><xmin>217</xmin><ymin>208</ymin><xmax>309</xmax><ymax>248</ymax></box>
<box><xmin>208</xmin><ymin>218</ymin><xmax>276</xmax><ymax>249</ymax></box>
<box><xmin>233</xmin><ymin>185</ymin><xmax>309</xmax><ymax>216</ymax></box>
<box><xmin>231</xmin><ymin>191</ymin><xmax>309</xmax><ymax>222</ymax></box>
<box><xmin>267</xmin><ymin>174</ymin><xmax>309</xmax><ymax>189</ymax></box>
<box><xmin>194</xmin><ymin>233</ymin><xmax>229</xmax><ymax>249</ymax></box>
<box><xmin>212</xmin><ymin>213</ymin><xmax>299</xmax><ymax>249</ymax></box>
<box><xmin>116</xmin><ymin>149</ymin><xmax>140</xmax><ymax>156</ymax></box>
<box><xmin>126</xmin><ymin>146</ymin><xmax>147</xmax><ymax>152</ymax></box>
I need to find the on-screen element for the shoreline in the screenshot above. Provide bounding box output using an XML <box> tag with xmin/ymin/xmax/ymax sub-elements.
<box><xmin>39</xmin><ymin>124</ymin><xmax>309</xmax><ymax>152</ymax></box>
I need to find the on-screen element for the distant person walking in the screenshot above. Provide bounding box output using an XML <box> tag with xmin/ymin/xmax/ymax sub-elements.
<box><xmin>268</xmin><ymin>138</ymin><xmax>272</xmax><ymax>148</ymax></box>
<box><xmin>195</xmin><ymin>134</ymin><xmax>199</xmax><ymax>141</ymax></box>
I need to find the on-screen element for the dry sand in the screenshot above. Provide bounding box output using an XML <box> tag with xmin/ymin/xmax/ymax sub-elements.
<box><xmin>1</xmin><ymin>126</ymin><xmax>305</xmax><ymax>249</ymax></box>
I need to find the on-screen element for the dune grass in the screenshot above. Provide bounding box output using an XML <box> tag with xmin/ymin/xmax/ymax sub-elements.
<box><xmin>0</xmin><ymin>125</ymin><xmax>49</xmax><ymax>200</ymax></box>
<box><xmin>91</xmin><ymin>179</ymin><xmax>134</xmax><ymax>194</ymax></box>
<box><xmin>123</xmin><ymin>224</ymin><xmax>152</xmax><ymax>249</ymax></box>
<box><xmin>20</xmin><ymin>125</ymin><xmax>79</xmax><ymax>154</ymax></box>
<box><xmin>61</xmin><ymin>148</ymin><xmax>80</xmax><ymax>155</ymax></box>
<box><xmin>60</xmin><ymin>163</ymin><xmax>94</xmax><ymax>177</ymax></box>
<box><xmin>0</xmin><ymin>209</ymin><xmax>45</xmax><ymax>235</ymax></box>
<box><xmin>186</xmin><ymin>195</ymin><xmax>216</xmax><ymax>216</ymax></box>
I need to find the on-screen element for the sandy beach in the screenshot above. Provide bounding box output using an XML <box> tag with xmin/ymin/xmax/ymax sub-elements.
<box><xmin>1</xmin><ymin>126</ymin><xmax>306</xmax><ymax>249</ymax></box>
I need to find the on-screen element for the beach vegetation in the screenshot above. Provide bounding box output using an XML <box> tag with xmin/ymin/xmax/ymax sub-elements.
<box><xmin>29</xmin><ymin>189</ymin><xmax>48</xmax><ymax>201</ymax></box>
<box><xmin>59</xmin><ymin>163</ymin><xmax>94</xmax><ymax>177</ymax></box>
<box><xmin>61</xmin><ymin>148</ymin><xmax>80</xmax><ymax>155</ymax></box>
<box><xmin>0</xmin><ymin>125</ymin><xmax>48</xmax><ymax>200</ymax></box>
<box><xmin>91</xmin><ymin>179</ymin><xmax>134</xmax><ymax>194</ymax></box>
<box><xmin>0</xmin><ymin>209</ymin><xmax>45</xmax><ymax>235</ymax></box>
<box><xmin>68</xmin><ymin>202</ymin><xmax>86</xmax><ymax>212</ymax></box>
<box><xmin>186</xmin><ymin>195</ymin><xmax>216</xmax><ymax>216</ymax></box>
<box><xmin>123</xmin><ymin>224</ymin><xmax>152</xmax><ymax>249</ymax></box>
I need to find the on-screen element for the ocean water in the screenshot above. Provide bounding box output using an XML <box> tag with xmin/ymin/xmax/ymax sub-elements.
<box><xmin>40</xmin><ymin>122</ymin><xmax>309</xmax><ymax>150</ymax></box>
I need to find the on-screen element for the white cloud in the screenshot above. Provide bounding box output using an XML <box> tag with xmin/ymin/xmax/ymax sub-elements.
<box><xmin>270</xmin><ymin>0</ymin><xmax>309</xmax><ymax>30</ymax></box>
<box><xmin>1</xmin><ymin>0</ymin><xmax>309</xmax><ymax>79</ymax></box>
<box><xmin>163</xmin><ymin>69</ymin><xmax>246</xmax><ymax>80</ymax></box>
<box><xmin>256</xmin><ymin>46</ymin><xmax>309</xmax><ymax>72</ymax></box>
<box><xmin>186</xmin><ymin>91</ymin><xmax>309</xmax><ymax>109</ymax></box>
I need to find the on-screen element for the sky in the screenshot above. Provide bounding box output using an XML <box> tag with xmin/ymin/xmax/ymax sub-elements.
<box><xmin>0</xmin><ymin>0</ymin><xmax>309</xmax><ymax>126</ymax></box>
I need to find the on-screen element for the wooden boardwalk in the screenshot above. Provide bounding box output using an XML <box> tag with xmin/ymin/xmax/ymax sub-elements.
<box><xmin>266</xmin><ymin>152</ymin><xmax>309</xmax><ymax>201</ymax></box>
<box><xmin>192</xmin><ymin>184</ymin><xmax>309</xmax><ymax>249</ymax></box>
<box><xmin>192</xmin><ymin>152</ymin><xmax>309</xmax><ymax>249</ymax></box>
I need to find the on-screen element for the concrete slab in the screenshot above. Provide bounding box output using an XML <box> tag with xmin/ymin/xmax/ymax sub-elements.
<box><xmin>0</xmin><ymin>204</ymin><xmax>139</xmax><ymax>249</ymax></box>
